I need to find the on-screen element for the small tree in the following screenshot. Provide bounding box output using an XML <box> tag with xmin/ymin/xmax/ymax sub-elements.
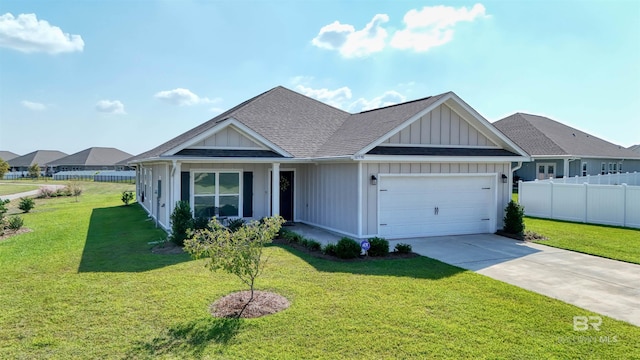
<box><xmin>503</xmin><ymin>200</ymin><xmax>525</xmax><ymax>236</ymax></box>
<box><xmin>0</xmin><ymin>158</ymin><xmax>9</xmax><ymax>179</ymax></box>
<box><xmin>169</xmin><ymin>201</ymin><xmax>193</xmax><ymax>246</ymax></box>
<box><xmin>18</xmin><ymin>197</ymin><xmax>35</xmax><ymax>213</ymax></box>
<box><xmin>67</xmin><ymin>181</ymin><xmax>83</xmax><ymax>202</ymax></box>
<box><xmin>184</xmin><ymin>216</ymin><xmax>284</xmax><ymax>317</ymax></box>
<box><xmin>0</xmin><ymin>199</ymin><xmax>9</xmax><ymax>222</ymax></box>
<box><xmin>121</xmin><ymin>191</ymin><xmax>134</xmax><ymax>206</ymax></box>
<box><xmin>28</xmin><ymin>163</ymin><xmax>40</xmax><ymax>179</ymax></box>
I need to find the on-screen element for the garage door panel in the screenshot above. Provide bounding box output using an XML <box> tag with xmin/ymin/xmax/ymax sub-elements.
<box><xmin>379</xmin><ymin>175</ymin><xmax>495</xmax><ymax>238</ymax></box>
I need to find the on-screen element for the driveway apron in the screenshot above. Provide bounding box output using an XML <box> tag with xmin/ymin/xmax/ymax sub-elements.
<box><xmin>390</xmin><ymin>234</ymin><xmax>640</xmax><ymax>327</ymax></box>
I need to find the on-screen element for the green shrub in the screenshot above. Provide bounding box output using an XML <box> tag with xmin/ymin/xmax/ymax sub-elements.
<box><xmin>226</xmin><ymin>218</ymin><xmax>246</xmax><ymax>232</ymax></box>
<box><xmin>169</xmin><ymin>201</ymin><xmax>193</xmax><ymax>246</ymax></box>
<box><xmin>191</xmin><ymin>216</ymin><xmax>210</xmax><ymax>231</ymax></box>
<box><xmin>18</xmin><ymin>197</ymin><xmax>35</xmax><ymax>213</ymax></box>
<box><xmin>394</xmin><ymin>243</ymin><xmax>412</xmax><ymax>254</ymax></box>
<box><xmin>367</xmin><ymin>237</ymin><xmax>389</xmax><ymax>257</ymax></box>
<box><xmin>335</xmin><ymin>237</ymin><xmax>361</xmax><ymax>259</ymax></box>
<box><xmin>7</xmin><ymin>216</ymin><xmax>24</xmax><ymax>230</ymax></box>
<box><xmin>306</xmin><ymin>239</ymin><xmax>322</xmax><ymax>251</ymax></box>
<box><xmin>300</xmin><ymin>238</ymin><xmax>309</xmax><ymax>247</ymax></box>
<box><xmin>121</xmin><ymin>191</ymin><xmax>134</xmax><ymax>206</ymax></box>
<box><xmin>0</xmin><ymin>199</ymin><xmax>9</xmax><ymax>221</ymax></box>
<box><xmin>504</xmin><ymin>200</ymin><xmax>525</xmax><ymax>236</ymax></box>
<box><xmin>323</xmin><ymin>243</ymin><xmax>337</xmax><ymax>256</ymax></box>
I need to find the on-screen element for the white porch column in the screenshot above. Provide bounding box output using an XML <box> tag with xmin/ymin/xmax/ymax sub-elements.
<box><xmin>563</xmin><ymin>158</ymin><xmax>569</xmax><ymax>178</ymax></box>
<box><xmin>171</xmin><ymin>161</ymin><xmax>181</xmax><ymax>215</ymax></box>
<box><xmin>272</xmin><ymin>162</ymin><xmax>280</xmax><ymax>216</ymax></box>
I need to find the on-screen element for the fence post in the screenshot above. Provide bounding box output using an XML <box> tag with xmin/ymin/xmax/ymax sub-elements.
<box><xmin>622</xmin><ymin>183</ymin><xmax>627</xmax><ymax>227</ymax></box>
<box><xmin>518</xmin><ymin>180</ymin><xmax>523</xmax><ymax>204</ymax></box>
<box><xmin>583</xmin><ymin>182</ymin><xmax>588</xmax><ymax>223</ymax></box>
<box><xmin>549</xmin><ymin>181</ymin><xmax>554</xmax><ymax>219</ymax></box>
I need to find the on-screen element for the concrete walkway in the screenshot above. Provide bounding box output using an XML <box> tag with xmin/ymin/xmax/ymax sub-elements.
<box><xmin>288</xmin><ymin>224</ymin><xmax>640</xmax><ymax>327</ymax></box>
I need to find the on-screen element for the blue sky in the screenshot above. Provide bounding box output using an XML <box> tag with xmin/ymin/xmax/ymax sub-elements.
<box><xmin>1</xmin><ymin>1</ymin><xmax>638</xmax><ymax>156</ymax></box>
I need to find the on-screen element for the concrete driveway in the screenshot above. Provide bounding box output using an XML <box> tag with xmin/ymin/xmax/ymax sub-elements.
<box><xmin>389</xmin><ymin>234</ymin><xmax>640</xmax><ymax>327</ymax></box>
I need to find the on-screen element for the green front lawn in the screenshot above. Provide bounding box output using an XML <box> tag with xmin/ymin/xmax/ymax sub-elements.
<box><xmin>526</xmin><ymin>217</ymin><xmax>640</xmax><ymax>265</ymax></box>
<box><xmin>1</xmin><ymin>182</ymin><xmax>638</xmax><ymax>358</ymax></box>
<box><xmin>0</xmin><ymin>183</ymin><xmax>40</xmax><ymax>196</ymax></box>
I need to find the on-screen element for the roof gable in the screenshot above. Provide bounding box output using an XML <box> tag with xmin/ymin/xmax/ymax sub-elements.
<box><xmin>0</xmin><ymin>151</ymin><xmax>20</xmax><ymax>161</ymax></box>
<box><xmin>494</xmin><ymin>113</ymin><xmax>640</xmax><ymax>159</ymax></box>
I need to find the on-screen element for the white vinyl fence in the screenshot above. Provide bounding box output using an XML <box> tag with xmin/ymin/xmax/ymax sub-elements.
<box><xmin>518</xmin><ymin>178</ymin><xmax>640</xmax><ymax>229</ymax></box>
<box><xmin>532</xmin><ymin>172</ymin><xmax>640</xmax><ymax>186</ymax></box>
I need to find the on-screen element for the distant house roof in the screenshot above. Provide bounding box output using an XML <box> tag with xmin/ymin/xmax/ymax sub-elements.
<box><xmin>493</xmin><ymin>113</ymin><xmax>640</xmax><ymax>159</ymax></box>
<box><xmin>8</xmin><ymin>150</ymin><xmax>68</xmax><ymax>168</ymax></box>
<box><xmin>0</xmin><ymin>151</ymin><xmax>20</xmax><ymax>161</ymax></box>
<box><xmin>48</xmin><ymin>147</ymin><xmax>133</xmax><ymax>167</ymax></box>
<box><xmin>130</xmin><ymin>86</ymin><xmax>527</xmax><ymax>163</ymax></box>
<box><xmin>629</xmin><ymin>144</ymin><xmax>640</xmax><ymax>154</ymax></box>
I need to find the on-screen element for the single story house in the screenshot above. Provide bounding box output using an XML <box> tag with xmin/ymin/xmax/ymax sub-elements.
<box><xmin>0</xmin><ymin>151</ymin><xmax>20</xmax><ymax>162</ymax></box>
<box><xmin>48</xmin><ymin>147</ymin><xmax>133</xmax><ymax>172</ymax></box>
<box><xmin>494</xmin><ymin>113</ymin><xmax>640</xmax><ymax>181</ymax></box>
<box><xmin>8</xmin><ymin>150</ymin><xmax>68</xmax><ymax>175</ymax></box>
<box><xmin>129</xmin><ymin>86</ymin><xmax>529</xmax><ymax>240</ymax></box>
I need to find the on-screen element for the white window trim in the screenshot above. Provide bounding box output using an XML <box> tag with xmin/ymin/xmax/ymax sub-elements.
<box><xmin>191</xmin><ymin>169</ymin><xmax>243</xmax><ymax>218</ymax></box>
<box><xmin>581</xmin><ymin>162</ymin><xmax>588</xmax><ymax>177</ymax></box>
<box><xmin>537</xmin><ymin>162</ymin><xmax>556</xmax><ymax>180</ymax></box>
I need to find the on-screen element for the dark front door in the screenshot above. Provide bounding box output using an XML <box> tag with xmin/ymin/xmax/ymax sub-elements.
<box><xmin>278</xmin><ymin>171</ymin><xmax>294</xmax><ymax>221</ymax></box>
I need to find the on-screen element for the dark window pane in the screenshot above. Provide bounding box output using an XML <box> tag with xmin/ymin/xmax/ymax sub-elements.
<box><xmin>194</xmin><ymin>173</ymin><xmax>215</xmax><ymax>194</ymax></box>
<box><xmin>219</xmin><ymin>173</ymin><xmax>239</xmax><ymax>194</ymax></box>
<box><xmin>194</xmin><ymin>196</ymin><xmax>216</xmax><ymax>218</ymax></box>
<box><xmin>219</xmin><ymin>195</ymin><xmax>239</xmax><ymax>216</ymax></box>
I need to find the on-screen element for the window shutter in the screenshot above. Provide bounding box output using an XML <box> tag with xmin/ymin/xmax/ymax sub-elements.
<box><xmin>181</xmin><ymin>172</ymin><xmax>190</xmax><ymax>202</ymax></box>
<box><xmin>243</xmin><ymin>172</ymin><xmax>253</xmax><ymax>217</ymax></box>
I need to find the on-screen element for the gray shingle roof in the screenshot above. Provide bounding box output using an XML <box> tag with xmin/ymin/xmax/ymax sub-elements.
<box><xmin>132</xmin><ymin>86</ymin><xmax>512</xmax><ymax>162</ymax></box>
<box><xmin>629</xmin><ymin>144</ymin><xmax>640</xmax><ymax>154</ymax></box>
<box><xmin>493</xmin><ymin>113</ymin><xmax>640</xmax><ymax>159</ymax></box>
<box><xmin>0</xmin><ymin>151</ymin><xmax>20</xmax><ymax>161</ymax></box>
<box><xmin>48</xmin><ymin>147</ymin><xmax>133</xmax><ymax>166</ymax></box>
<box><xmin>8</xmin><ymin>150</ymin><xmax>68</xmax><ymax>167</ymax></box>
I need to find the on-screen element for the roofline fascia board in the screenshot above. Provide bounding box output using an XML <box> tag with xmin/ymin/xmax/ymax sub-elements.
<box><xmin>445</xmin><ymin>94</ymin><xmax>530</xmax><ymax>157</ymax></box>
<box><xmin>531</xmin><ymin>155</ymin><xmax>640</xmax><ymax>160</ymax></box>
<box><xmin>361</xmin><ymin>155</ymin><xmax>530</xmax><ymax>163</ymax></box>
<box><xmin>161</xmin><ymin>118</ymin><xmax>293</xmax><ymax>158</ymax></box>
<box><xmin>354</xmin><ymin>92</ymin><xmax>452</xmax><ymax>156</ymax></box>
<box><xmin>377</xmin><ymin>143</ymin><xmax>500</xmax><ymax>149</ymax></box>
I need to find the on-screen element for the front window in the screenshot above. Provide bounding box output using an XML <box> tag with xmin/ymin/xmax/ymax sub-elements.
<box><xmin>193</xmin><ymin>171</ymin><xmax>240</xmax><ymax>218</ymax></box>
<box><xmin>601</xmin><ymin>163</ymin><xmax>606</xmax><ymax>175</ymax></box>
<box><xmin>581</xmin><ymin>162</ymin><xmax>587</xmax><ymax>177</ymax></box>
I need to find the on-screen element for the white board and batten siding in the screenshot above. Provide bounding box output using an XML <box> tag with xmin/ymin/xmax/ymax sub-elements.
<box><xmin>378</xmin><ymin>174</ymin><xmax>497</xmax><ymax>238</ymax></box>
<box><xmin>382</xmin><ymin>103</ymin><xmax>494</xmax><ymax>147</ymax></box>
<box><xmin>191</xmin><ymin>126</ymin><xmax>264</xmax><ymax>148</ymax></box>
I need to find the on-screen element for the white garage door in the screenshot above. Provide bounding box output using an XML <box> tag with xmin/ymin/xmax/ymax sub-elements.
<box><xmin>379</xmin><ymin>175</ymin><xmax>495</xmax><ymax>238</ymax></box>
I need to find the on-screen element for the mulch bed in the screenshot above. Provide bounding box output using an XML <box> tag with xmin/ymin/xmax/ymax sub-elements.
<box><xmin>0</xmin><ymin>228</ymin><xmax>32</xmax><ymax>242</ymax></box>
<box><xmin>496</xmin><ymin>230</ymin><xmax>548</xmax><ymax>242</ymax></box>
<box><xmin>272</xmin><ymin>238</ymin><xmax>418</xmax><ymax>261</ymax></box>
<box><xmin>210</xmin><ymin>290</ymin><xmax>290</xmax><ymax>318</ymax></box>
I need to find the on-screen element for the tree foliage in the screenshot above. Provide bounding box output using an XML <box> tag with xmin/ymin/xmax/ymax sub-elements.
<box><xmin>504</xmin><ymin>200</ymin><xmax>525</xmax><ymax>236</ymax></box>
<box><xmin>169</xmin><ymin>201</ymin><xmax>193</xmax><ymax>246</ymax></box>
<box><xmin>184</xmin><ymin>216</ymin><xmax>284</xmax><ymax>317</ymax></box>
<box><xmin>28</xmin><ymin>163</ymin><xmax>40</xmax><ymax>179</ymax></box>
<box><xmin>0</xmin><ymin>158</ymin><xmax>9</xmax><ymax>179</ymax></box>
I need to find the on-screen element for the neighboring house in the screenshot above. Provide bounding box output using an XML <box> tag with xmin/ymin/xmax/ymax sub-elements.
<box><xmin>0</xmin><ymin>151</ymin><xmax>20</xmax><ymax>162</ymax></box>
<box><xmin>629</xmin><ymin>144</ymin><xmax>640</xmax><ymax>155</ymax></box>
<box><xmin>494</xmin><ymin>113</ymin><xmax>640</xmax><ymax>181</ymax></box>
<box><xmin>48</xmin><ymin>147</ymin><xmax>133</xmax><ymax>172</ymax></box>
<box><xmin>8</xmin><ymin>150</ymin><xmax>68</xmax><ymax>175</ymax></box>
<box><xmin>129</xmin><ymin>86</ymin><xmax>529</xmax><ymax>240</ymax></box>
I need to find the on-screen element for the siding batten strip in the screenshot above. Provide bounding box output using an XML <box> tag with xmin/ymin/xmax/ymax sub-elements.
<box><xmin>357</xmin><ymin>161</ymin><xmax>363</xmax><ymax>238</ymax></box>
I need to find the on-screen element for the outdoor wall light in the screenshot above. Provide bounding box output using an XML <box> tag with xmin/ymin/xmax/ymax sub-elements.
<box><xmin>501</xmin><ymin>174</ymin><xmax>508</xmax><ymax>183</ymax></box>
<box><xmin>370</xmin><ymin>175</ymin><xmax>377</xmax><ymax>185</ymax></box>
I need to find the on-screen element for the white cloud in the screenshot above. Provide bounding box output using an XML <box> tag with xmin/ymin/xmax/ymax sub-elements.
<box><xmin>349</xmin><ymin>91</ymin><xmax>407</xmax><ymax>112</ymax></box>
<box><xmin>0</xmin><ymin>13</ymin><xmax>84</xmax><ymax>54</ymax></box>
<box><xmin>96</xmin><ymin>100</ymin><xmax>126</xmax><ymax>114</ymax></box>
<box><xmin>312</xmin><ymin>14</ymin><xmax>389</xmax><ymax>58</ymax></box>
<box><xmin>294</xmin><ymin>84</ymin><xmax>353</xmax><ymax>109</ymax></box>
<box><xmin>154</xmin><ymin>88</ymin><xmax>219</xmax><ymax>106</ymax></box>
<box><xmin>390</xmin><ymin>4</ymin><xmax>488</xmax><ymax>52</ymax></box>
<box><xmin>21</xmin><ymin>100</ymin><xmax>46</xmax><ymax>111</ymax></box>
